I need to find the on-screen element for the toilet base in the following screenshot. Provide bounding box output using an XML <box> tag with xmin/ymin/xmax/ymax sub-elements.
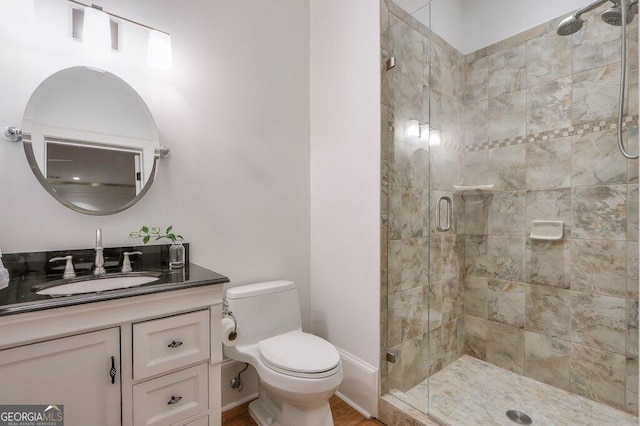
<box><xmin>249</xmin><ymin>398</ymin><xmax>334</xmax><ymax>426</ymax></box>
<box><xmin>248</xmin><ymin>382</ymin><xmax>335</xmax><ymax>426</ymax></box>
<box><xmin>281</xmin><ymin>400</ymin><xmax>333</xmax><ymax>426</ymax></box>
<box><xmin>249</xmin><ymin>399</ymin><xmax>281</xmax><ymax>426</ymax></box>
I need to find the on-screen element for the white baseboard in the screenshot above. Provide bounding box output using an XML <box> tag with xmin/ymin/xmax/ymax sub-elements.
<box><xmin>335</xmin><ymin>347</ymin><xmax>379</xmax><ymax>418</ymax></box>
<box><xmin>222</xmin><ymin>392</ymin><xmax>259</xmax><ymax>413</ymax></box>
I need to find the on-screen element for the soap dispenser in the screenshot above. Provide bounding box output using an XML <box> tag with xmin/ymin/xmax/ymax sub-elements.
<box><xmin>0</xmin><ymin>250</ymin><xmax>9</xmax><ymax>290</ymax></box>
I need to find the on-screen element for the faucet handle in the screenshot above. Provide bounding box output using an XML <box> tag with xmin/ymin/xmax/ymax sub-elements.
<box><xmin>49</xmin><ymin>255</ymin><xmax>76</xmax><ymax>279</ymax></box>
<box><xmin>121</xmin><ymin>251</ymin><xmax>142</xmax><ymax>273</ymax></box>
<box><xmin>96</xmin><ymin>228</ymin><xmax>103</xmax><ymax>250</ymax></box>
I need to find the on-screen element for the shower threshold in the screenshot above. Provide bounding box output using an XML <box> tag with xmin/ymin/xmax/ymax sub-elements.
<box><xmin>390</xmin><ymin>355</ymin><xmax>638</xmax><ymax>426</ymax></box>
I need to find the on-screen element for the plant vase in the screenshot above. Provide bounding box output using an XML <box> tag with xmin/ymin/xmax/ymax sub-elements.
<box><xmin>169</xmin><ymin>242</ymin><xmax>185</xmax><ymax>269</ymax></box>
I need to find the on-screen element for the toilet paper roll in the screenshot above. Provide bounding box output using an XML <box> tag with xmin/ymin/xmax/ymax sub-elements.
<box><xmin>221</xmin><ymin>317</ymin><xmax>238</xmax><ymax>346</ymax></box>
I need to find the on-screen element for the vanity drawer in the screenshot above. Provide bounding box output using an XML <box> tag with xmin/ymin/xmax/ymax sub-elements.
<box><xmin>133</xmin><ymin>363</ymin><xmax>208</xmax><ymax>426</ymax></box>
<box><xmin>182</xmin><ymin>416</ymin><xmax>208</xmax><ymax>426</ymax></box>
<box><xmin>133</xmin><ymin>310</ymin><xmax>210</xmax><ymax>380</ymax></box>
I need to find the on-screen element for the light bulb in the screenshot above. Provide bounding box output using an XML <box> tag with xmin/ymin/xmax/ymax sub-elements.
<box><xmin>83</xmin><ymin>7</ymin><xmax>111</xmax><ymax>52</ymax></box>
<box><xmin>420</xmin><ymin>124</ymin><xmax>430</xmax><ymax>142</ymax></box>
<box><xmin>429</xmin><ymin>129</ymin><xmax>441</xmax><ymax>147</ymax></box>
<box><xmin>406</xmin><ymin>119</ymin><xmax>421</xmax><ymax>138</ymax></box>
<box><xmin>147</xmin><ymin>30</ymin><xmax>173</xmax><ymax>71</ymax></box>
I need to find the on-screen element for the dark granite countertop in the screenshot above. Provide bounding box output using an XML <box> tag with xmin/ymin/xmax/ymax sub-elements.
<box><xmin>0</xmin><ymin>244</ymin><xmax>229</xmax><ymax>316</ymax></box>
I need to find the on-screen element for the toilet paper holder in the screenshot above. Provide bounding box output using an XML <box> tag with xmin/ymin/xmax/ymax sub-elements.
<box><xmin>223</xmin><ymin>309</ymin><xmax>238</xmax><ymax>341</ymax></box>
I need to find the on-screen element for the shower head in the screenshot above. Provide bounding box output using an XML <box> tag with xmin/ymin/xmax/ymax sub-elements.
<box><xmin>557</xmin><ymin>0</ymin><xmax>614</xmax><ymax>36</ymax></box>
<box><xmin>557</xmin><ymin>14</ymin><xmax>585</xmax><ymax>35</ymax></box>
<box><xmin>601</xmin><ymin>2</ymin><xmax>635</xmax><ymax>26</ymax></box>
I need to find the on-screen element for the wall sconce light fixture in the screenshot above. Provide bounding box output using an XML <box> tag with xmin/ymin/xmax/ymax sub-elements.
<box><xmin>82</xmin><ymin>5</ymin><xmax>111</xmax><ymax>52</ymax></box>
<box><xmin>147</xmin><ymin>30</ymin><xmax>173</xmax><ymax>71</ymax></box>
<box><xmin>69</xmin><ymin>1</ymin><xmax>172</xmax><ymax>71</ymax></box>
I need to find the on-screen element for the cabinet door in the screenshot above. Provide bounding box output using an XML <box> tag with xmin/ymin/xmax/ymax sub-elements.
<box><xmin>0</xmin><ymin>328</ymin><xmax>121</xmax><ymax>426</ymax></box>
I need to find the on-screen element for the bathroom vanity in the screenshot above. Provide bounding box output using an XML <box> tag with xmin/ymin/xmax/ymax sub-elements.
<box><xmin>0</xmin><ymin>247</ymin><xmax>228</xmax><ymax>426</ymax></box>
<box><xmin>0</xmin><ymin>53</ymin><xmax>231</xmax><ymax>426</ymax></box>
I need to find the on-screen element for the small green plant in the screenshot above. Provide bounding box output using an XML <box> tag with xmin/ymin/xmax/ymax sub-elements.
<box><xmin>129</xmin><ymin>226</ymin><xmax>184</xmax><ymax>244</ymax></box>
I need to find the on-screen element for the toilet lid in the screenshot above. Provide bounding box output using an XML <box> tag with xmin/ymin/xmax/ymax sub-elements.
<box><xmin>259</xmin><ymin>331</ymin><xmax>340</xmax><ymax>375</ymax></box>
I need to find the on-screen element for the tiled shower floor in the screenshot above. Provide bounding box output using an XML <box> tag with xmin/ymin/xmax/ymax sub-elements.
<box><xmin>390</xmin><ymin>355</ymin><xmax>638</xmax><ymax>426</ymax></box>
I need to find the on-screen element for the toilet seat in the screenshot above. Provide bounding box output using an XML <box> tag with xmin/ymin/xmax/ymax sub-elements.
<box><xmin>259</xmin><ymin>331</ymin><xmax>341</xmax><ymax>379</ymax></box>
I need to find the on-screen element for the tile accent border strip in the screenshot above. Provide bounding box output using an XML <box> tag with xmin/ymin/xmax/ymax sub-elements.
<box><xmin>435</xmin><ymin>115</ymin><xmax>639</xmax><ymax>153</ymax></box>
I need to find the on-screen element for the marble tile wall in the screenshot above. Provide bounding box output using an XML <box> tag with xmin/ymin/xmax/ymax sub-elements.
<box><xmin>381</xmin><ymin>0</ymin><xmax>465</xmax><ymax>394</ymax></box>
<box><xmin>460</xmin><ymin>6</ymin><xmax>639</xmax><ymax>415</ymax></box>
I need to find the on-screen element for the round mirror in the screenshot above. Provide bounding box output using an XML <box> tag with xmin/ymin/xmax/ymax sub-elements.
<box><xmin>22</xmin><ymin>66</ymin><xmax>162</xmax><ymax>215</ymax></box>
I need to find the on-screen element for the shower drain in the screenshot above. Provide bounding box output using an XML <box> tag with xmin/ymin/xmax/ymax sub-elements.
<box><xmin>506</xmin><ymin>410</ymin><xmax>533</xmax><ymax>425</ymax></box>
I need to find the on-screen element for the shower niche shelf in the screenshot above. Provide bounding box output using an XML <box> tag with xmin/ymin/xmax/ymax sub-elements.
<box><xmin>530</xmin><ymin>220</ymin><xmax>563</xmax><ymax>241</ymax></box>
<box><xmin>453</xmin><ymin>184</ymin><xmax>494</xmax><ymax>194</ymax></box>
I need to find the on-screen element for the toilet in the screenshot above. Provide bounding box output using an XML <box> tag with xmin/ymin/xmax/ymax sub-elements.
<box><xmin>223</xmin><ymin>280</ymin><xmax>343</xmax><ymax>426</ymax></box>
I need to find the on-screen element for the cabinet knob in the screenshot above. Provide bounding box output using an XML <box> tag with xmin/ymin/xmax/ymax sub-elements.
<box><xmin>167</xmin><ymin>340</ymin><xmax>183</xmax><ymax>348</ymax></box>
<box><xmin>167</xmin><ymin>396</ymin><xmax>182</xmax><ymax>405</ymax></box>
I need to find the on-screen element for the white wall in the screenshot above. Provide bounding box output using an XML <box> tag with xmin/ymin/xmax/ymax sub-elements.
<box><xmin>457</xmin><ymin>0</ymin><xmax>591</xmax><ymax>53</ymax></box>
<box><xmin>310</xmin><ymin>0</ymin><xmax>381</xmax><ymax>416</ymax></box>
<box><xmin>0</xmin><ymin>0</ymin><xmax>311</xmax><ymax>326</ymax></box>
<box><xmin>1</xmin><ymin>0</ymin><xmax>384</xmax><ymax>415</ymax></box>
<box><xmin>404</xmin><ymin>0</ymin><xmax>591</xmax><ymax>54</ymax></box>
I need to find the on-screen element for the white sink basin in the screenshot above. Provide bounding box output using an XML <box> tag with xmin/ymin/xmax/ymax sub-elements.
<box><xmin>36</xmin><ymin>274</ymin><xmax>161</xmax><ymax>296</ymax></box>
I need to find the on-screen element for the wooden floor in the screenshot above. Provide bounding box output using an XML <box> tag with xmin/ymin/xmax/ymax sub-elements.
<box><xmin>222</xmin><ymin>395</ymin><xmax>385</xmax><ymax>425</ymax></box>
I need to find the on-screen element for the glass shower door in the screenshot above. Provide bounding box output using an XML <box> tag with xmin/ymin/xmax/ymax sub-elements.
<box><xmin>381</xmin><ymin>0</ymin><xmax>435</xmax><ymax>415</ymax></box>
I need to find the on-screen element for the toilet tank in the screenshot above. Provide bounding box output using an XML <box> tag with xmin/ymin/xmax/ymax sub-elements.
<box><xmin>225</xmin><ymin>280</ymin><xmax>302</xmax><ymax>346</ymax></box>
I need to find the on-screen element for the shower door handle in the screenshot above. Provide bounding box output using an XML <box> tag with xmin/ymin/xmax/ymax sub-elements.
<box><xmin>436</xmin><ymin>196</ymin><xmax>452</xmax><ymax>232</ymax></box>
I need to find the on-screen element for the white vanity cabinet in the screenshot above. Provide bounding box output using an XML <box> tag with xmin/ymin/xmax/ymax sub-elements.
<box><xmin>0</xmin><ymin>285</ymin><xmax>223</xmax><ymax>426</ymax></box>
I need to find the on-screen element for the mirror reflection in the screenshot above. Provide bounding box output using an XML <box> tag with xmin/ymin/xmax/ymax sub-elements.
<box><xmin>46</xmin><ymin>140</ymin><xmax>142</xmax><ymax>212</ymax></box>
<box><xmin>22</xmin><ymin>66</ymin><xmax>161</xmax><ymax>215</ymax></box>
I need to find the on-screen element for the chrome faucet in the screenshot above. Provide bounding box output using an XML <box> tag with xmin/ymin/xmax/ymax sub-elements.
<box><xmin>94</xmin><ymin>228</ymin><xmax>106</xmax><ymax>275</ymax></box>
